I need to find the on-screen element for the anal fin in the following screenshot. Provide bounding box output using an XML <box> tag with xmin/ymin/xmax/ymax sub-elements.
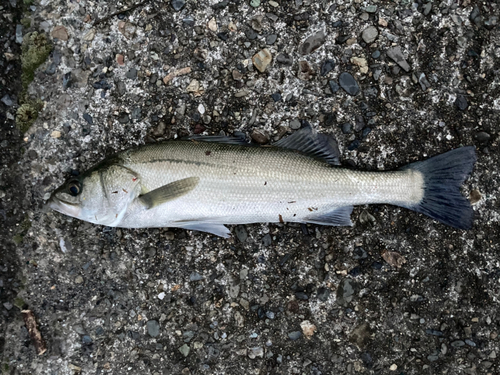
<box><xmin>175</xmin><ymin>222</ymin><xmax>231</xmax><ymax>238</ymax></box>
<box><xmin>305</xmin><ymin>206</ymin><xmax>353</xmax><ymax>226</ymax></box>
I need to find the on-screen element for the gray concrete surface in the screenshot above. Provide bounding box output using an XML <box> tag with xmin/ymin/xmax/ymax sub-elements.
<box><xmin>1</xmin><ymin>0</ymin><xmax>499</xmax><ymax>374</ymax></box>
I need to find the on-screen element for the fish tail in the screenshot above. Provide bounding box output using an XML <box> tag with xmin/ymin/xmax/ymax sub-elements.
<box><xmin>401</xmin><ymin>146</ymin><xmax>476</xmax><ymax>229</ymax></box>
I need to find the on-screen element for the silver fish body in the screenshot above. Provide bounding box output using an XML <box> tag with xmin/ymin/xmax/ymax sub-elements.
<box><xmin>118</xmin><ymin>142</ymin><xmax>422</xmax><ymax>225</ymax></box>
<box><xmin>49</xmin><ymin>128</ymin><xmax>476</xmax><ymax>237</ymax></box>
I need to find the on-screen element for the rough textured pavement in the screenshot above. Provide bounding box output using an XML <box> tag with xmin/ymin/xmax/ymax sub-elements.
<box><xmin>1</xmin><ymin>0</ymin><xmax>499</xmax><ymax>374</ymax></box>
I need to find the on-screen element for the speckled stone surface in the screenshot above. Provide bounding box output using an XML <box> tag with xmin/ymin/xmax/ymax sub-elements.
<box><xmin>1</xmin><ymin>0</ymin><xmax>499</xmax><ymax>374</ymax></box>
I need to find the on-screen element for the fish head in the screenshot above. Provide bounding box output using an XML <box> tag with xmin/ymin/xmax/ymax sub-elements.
<box><xmin>49</xmin><ymin>162</ymin><xmax>141</xmax><ymax>226</ymax></box>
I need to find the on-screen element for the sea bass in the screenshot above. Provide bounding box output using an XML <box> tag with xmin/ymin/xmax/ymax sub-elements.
<box><xmin>48</xmin><ymin>127</ymin><xmax>476</xmax><ymax>237</ymax></box>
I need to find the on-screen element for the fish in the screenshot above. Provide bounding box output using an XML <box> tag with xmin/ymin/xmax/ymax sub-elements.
<box><xmin>48</xmin><ymin>126</ymin><xmax>476</xmax><ymax>237</ymax></box>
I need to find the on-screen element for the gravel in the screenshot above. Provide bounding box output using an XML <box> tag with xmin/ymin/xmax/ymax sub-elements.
<box><xmin>455</xmin><ymin>94</ymin><xmax>469</xmax><ymax>111</ymax></box>
<box><xmin>288</xmin><ymin>331</ymin><xmax>302</xmax><ymax>341</ymax></box>
<box><xmin>386</xmin><ymin>46</ymin><xmax>411</xmax><ymax>72</ymax></box>
<box><xmin>299</xmin><ymin>30</ymin><xmax>326</xmax><ymax>55</ymax></box>
<box><xmin>252</xmin><ymin>49</ymin><xmax>272</xmax><ymax>72</ymax></box>
<box><xmin>320</xmin><ymin>59</ymin><xmax>335</xmax><ymax>76</ymax></box>
<box><xmin>266</xmin><ymin>34</ymin><xmax>277</xmax><ymax>45</ymax></box>
<box><xmin>234</xmin><ymin>225</ymin><xmax>248</xmax><ymax>242</ymax></box>
<box><xmin>178</xmin><ymin>344</ymin><xmax>190</xmax><ymax>357</ymax></box>
<box><xmin>1</xmin><ymin>95</ymin><xmax>13</xmax><ymax>106</ymax></box>
<box><xmin>83</xmin><ymin>113</ymin><xmax>93</xmax><ymax>124</ymax></box>
<box><xmin>340</xmin><ymin>122</ymin><xmax>352</xmax><ymax>134</ymax></box>
<box><xmin>171</xmin><ymin>0</ymin><xmax>186</xmax><ymax>12</ymax></box>
<box><xmin>337</xmin><ymin>278</ymin><xmax>357</xmax><ymax>306</ymax></box>
<box><xmin>146</xmin><ymin>320</ymin><xmax>160</xmax><ymax>337</ymax></box>
<box><xmin>338</xmin><ymin>72</ymin><xmax>360</xmax><ymax>96</ymax></box>
<box><xmin>126</xmin><ymin>67</ymin><xmax>138</xmax><ymax>79</ymax></box>
<box><xmin>361</xmin><ymin>26</ymin><xmax>378</xmax><ymax>44</ymax></box>
<box><xmin>328</xmin><ymin>80</ymin><xmax>340</xmax><ymax>94</ymax></box>
<box><xmin>289</xmin><ymin>119</ymin><xmax>301</xmax><ymax>130</ymax></box>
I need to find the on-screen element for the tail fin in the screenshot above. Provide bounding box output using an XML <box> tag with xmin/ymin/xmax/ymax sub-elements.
<box><xmin>401</xmin><ymin>146</ymin><xmax>476</xmax><ymax>229</ymax></box>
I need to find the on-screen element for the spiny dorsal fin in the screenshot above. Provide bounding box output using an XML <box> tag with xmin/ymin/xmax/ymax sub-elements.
<box><xmin>139</xmin><ymin>177</ymin><xmax>200</xmax><ymax>209</ymax></box>
<box><xmin>274</xmin><ymin>124</ymin><xmax>341</xmax><ymax>166</ymax></box>
<box><xmin>183</xmin><ymin>132</ymin><xmax>248</xmax><ymax>145</ymax></box>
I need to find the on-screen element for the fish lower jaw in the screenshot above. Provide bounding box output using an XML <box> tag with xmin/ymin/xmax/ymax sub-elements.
<box><xmin>49</xmin><ymin>199</ymin><xmax>81</xmax><ymax>219</ymax></box>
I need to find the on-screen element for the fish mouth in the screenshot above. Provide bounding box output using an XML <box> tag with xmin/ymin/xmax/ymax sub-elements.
<box><xmin>47</xmin><ymin>197</ymin><xmax>81</xmax><ymax>218</ymax></box>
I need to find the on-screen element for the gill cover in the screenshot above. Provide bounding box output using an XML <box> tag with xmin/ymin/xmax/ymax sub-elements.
<box><xmin>93</xmin><ymin>164</ymin><xmax>142</xmax><ymax>226</ymax></box>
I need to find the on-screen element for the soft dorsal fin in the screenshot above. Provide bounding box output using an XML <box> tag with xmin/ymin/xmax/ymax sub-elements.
<box><xmin>274</xmin><ymin>124</ymin><xmax>341</xmax><ymax>166</ymax></box>
<box><xmin>138</xmin><ymin>177</ymin><xmax>200</xmax><ymax>209</ymax></box>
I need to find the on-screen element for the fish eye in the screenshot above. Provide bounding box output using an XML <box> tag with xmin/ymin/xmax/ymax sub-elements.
<box><xmin>68</xmin><ymin>181</ymin><xmax>82</xmax><ymax>196</ymax></box>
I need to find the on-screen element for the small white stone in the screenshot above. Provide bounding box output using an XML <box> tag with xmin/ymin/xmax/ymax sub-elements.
<box><xmin>186</xmin><ymin>79</ymin><xmax>202</xmax><ymax>95</ymax></box>
<box><xmin>351</xmin><ymin>57</ymin><xmax>368</xmax><ymax>74</ymax></box>
<box><xmin>300</xmin><ymin>320</ymin><xmax>317</xmax><ymax>339</ymax></box>
<box><xmin>198</xmin><ymin>103</ymin><xmax>205</xmax><ymax>114</ymax></box>
<box><xmin>252</xmin><ymin>48</ymin><xmax>272</xmax><ymax>73</ymax></box>
<box><xmin>248</xmin><ymin>347</ymin><xmax>264</xmax><ymax>359</ymax></box>
<box><xmin>83</xmin><ymin>28</ymin><xmax>96</xmax><ymax>41</ymax></box>
<box><xmin>193</xmin><ymin>341</ymin><xmax>203</xmax><ymax>349</ymax></box>
<box><xmin>390</xmin><ymin>364</ymin><xmax>398</xmax><ymax>371</ymax></box>
<box><xmin>158</xmin><ymin>292</ymin><xmax>165</xmax><ymax>300</ymax></box>
<box><xmin>207</xmin><ymin>17</ymin><xmax>218</xmax><ymax>32</ymax></box>
<box><xmin>51</xmin><ymin>130</ymin><xmax>61</xmax><ymax>138</ymax></box>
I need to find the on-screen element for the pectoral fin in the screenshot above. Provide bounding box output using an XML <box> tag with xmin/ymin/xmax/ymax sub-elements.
<box><xmin>139</xmin><ymin>177</ymin><xmax>200</xmax><ymax>209</ymax></box>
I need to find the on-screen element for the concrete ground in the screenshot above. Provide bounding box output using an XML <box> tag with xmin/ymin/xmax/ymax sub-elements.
<box><xmin>1</xmin><ymin>0</ymin><xmax>499</xmax><ymax>374</ymax></box>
